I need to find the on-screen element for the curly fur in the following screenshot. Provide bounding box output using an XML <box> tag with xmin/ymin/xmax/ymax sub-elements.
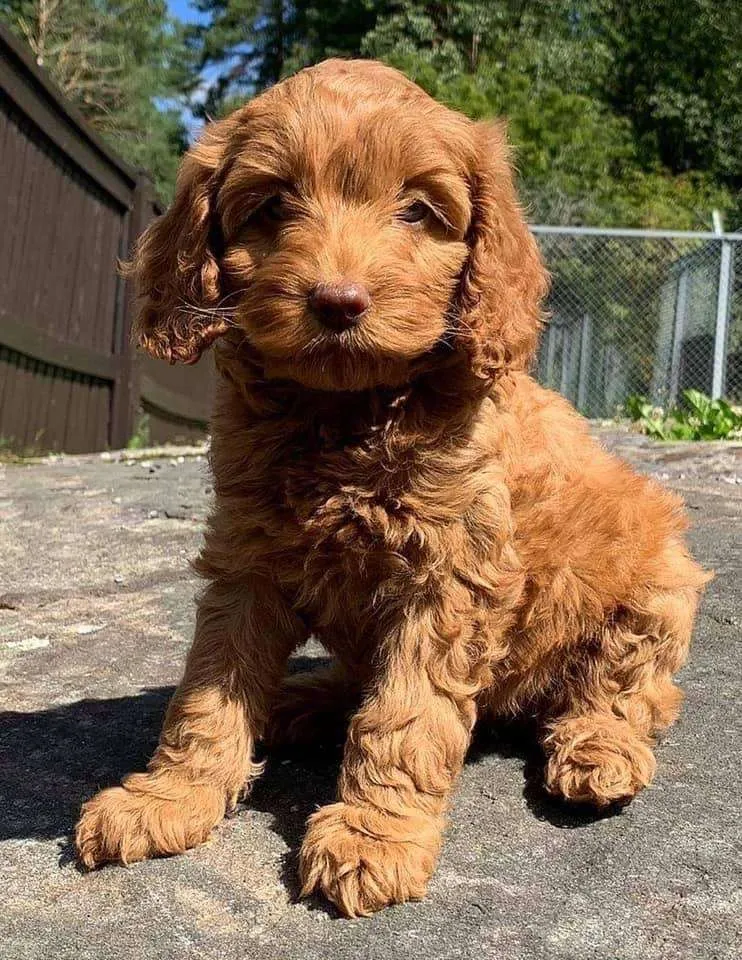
<box><xmin>76</xmin><ymin>59</ymin><xmax>709</xmax><ymax>917</ymax></box>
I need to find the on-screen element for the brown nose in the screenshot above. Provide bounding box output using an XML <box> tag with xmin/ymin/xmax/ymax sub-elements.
<box><xmin>309</xmin><ymin>281</ymin><xmax>371</xmax><ymax>331</ymax></box>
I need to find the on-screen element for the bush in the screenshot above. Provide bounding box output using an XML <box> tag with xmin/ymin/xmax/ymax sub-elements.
<box><xmin>623</xmin><ymin>390</ymin><xmax>742</xmax><ymax>441</ymax></box>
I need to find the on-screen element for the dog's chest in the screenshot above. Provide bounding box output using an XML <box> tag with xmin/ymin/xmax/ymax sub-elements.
<box><xmin>280</xmin><ymin>435</ymin><xmax>415</xmax><ymax>562</ymax></box>
<box><xmin>249</xmin><ymin>432</ymin><xmax>419</xmax><ymax>643</ymax></box>
<box><xmin>226</xmin><ymin>398</ymin><xmax>508</xmax><ymax>642</ymax></box>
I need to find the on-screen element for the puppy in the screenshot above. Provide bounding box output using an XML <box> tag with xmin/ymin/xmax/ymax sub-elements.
<box><xmin>76</xmin><ymin>60</ymin><xmax>708</xmax><ymax>916</ymax></box>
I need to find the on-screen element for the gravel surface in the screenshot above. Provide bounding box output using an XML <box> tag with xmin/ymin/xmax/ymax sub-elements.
<box><xmin>1</xmin><ymin>429</ymin><xmax>740</xmax><ymax>960</ymax></box>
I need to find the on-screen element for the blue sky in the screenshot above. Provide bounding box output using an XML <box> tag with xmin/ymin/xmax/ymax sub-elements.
<box><xmin>166</xmin><ymin>1</ymin><xmax>212</xmax><ymax>136</ymax></box>
<box><xmin>167</xmin><ymin>0</ymin><xmax>259</xmax><ymax>135</ymax></box>
<box><xmin>167</xmin><ymin>0</ymin><xmax>208</xmax><ymax>24</ymax></box>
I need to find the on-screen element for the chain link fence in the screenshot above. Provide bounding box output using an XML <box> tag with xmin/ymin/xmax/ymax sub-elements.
<box><xmin>531</xmin><ymin>226</ymin><xmax>742</xmax><ymax>418</ymax></box>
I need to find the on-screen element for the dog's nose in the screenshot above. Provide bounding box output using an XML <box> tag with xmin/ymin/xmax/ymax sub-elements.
<box><xmin>309</xmin><ymin>281</ymin><xmax>371</xmax><ymax>331</ymax></box>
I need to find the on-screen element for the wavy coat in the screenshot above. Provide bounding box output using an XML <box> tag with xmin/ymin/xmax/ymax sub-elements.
<box><xmin>76</xmin><ymin>60</ymin><xmax>708</xmax><ymax>917</ymax></box>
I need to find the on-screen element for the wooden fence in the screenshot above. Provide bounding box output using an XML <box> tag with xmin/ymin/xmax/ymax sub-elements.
<box><xmin>0</xmin><ymin>24</ymin><xmax>214</xmax><ymax>454</ymax></box>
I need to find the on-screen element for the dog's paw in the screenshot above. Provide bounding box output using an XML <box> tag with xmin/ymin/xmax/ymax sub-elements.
<box><xmin>75</xmin><ymin>775</ymin><xmax>227</xmax><ymax>869</ymax></box>
<box><xmin>299</xmin><ymin>802</ymin><xmax>438</xmax><ymax>917</ymax></box>
<box><xmin>543</xmin><ymin>715</ymin><xmax>657</xmax><ymax>807</ymax></box>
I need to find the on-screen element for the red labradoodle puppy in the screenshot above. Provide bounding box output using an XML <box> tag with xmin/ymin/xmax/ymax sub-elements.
<box><xmin>76</xmin><ymin>60</ymin><xmax>708</xmax><ymax>916</ymax></box>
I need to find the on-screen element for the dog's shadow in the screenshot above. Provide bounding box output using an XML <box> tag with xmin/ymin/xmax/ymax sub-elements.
<box><xmin>0</xmin><ymin>656</ymin><xmax>614</xmax><ymax>891</ymax></box>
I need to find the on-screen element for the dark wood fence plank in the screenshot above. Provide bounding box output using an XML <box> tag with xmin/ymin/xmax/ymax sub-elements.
<box><xmin>20</xmin><ymin>355</ymin><xmax>41</xmax><ymax>449</ymax></box>
<box><xmin>95</xmin><ymin>205</ymin><xmax>120</xmax><ymax>355</ymax></box>
<box><xmin>0</xmin><ymin>26</ymin><xmax>135</xmax><ymax>208</ymax></box>
<box><xmin>0</xmin><ymin>348</ymin><xmax>16</xmax><ymax>444</ymax></box>
<box><xmin>66</xmin><ymin>183</ymin><xmax>93</xmax><ymax>347</ymax></box>
<box><xmin>4</xmin><ymin>116</ymin><xmax>34</xmax><ymax>294</ymax></box>
<box><xmin>47</xmin><ymin>367</ymin><xmax>73</xmax><ymax>452</ymax></box>
<box><xmin>38</xmin><ymin>360</ymin><xmax>56</xmax><ymax>451</ymax></box>
<box><xmin>13</xmin><ymin>352</ymin><xmax>30</xmax><ymax>448</ymax></box>
<box><xmin>25</xmin><ymin>141</ymin><xmax>56</xmax><ymax>322</ymax></box>
<box><xmin>0</xmin><ymin>106</ymin><xmax>24</xmax><ymax>284</ymax></box>
<box><xmin>26</xmin><ymin>141</ymin><xmax>64</xmax><ymax>332</ymax></box>
<box><xmin>77</xmin><ymin>375</ymin><xmax>92</xmax><ymax>453</ymax></box>
<box><xmin>37</xmin><ymin>146</ymin><xmax>68</xmax><ymax>340</ymax></box>
<box><xmin>63</xmin><ymin>374</ymin><xmax>85</xmax><ymax>454</ymax></box>
<box><xmin>95</xmin><ymin>381</ymin><xmax>110</xmax><ymax>451</ymax></box>
<box><xmin>0</xmin><ymin>24</ymin><xmax>213</xmax><ymax>454</ymax></box>
<box><xmin>109</xmin><ymin>176</ymin><xmax>149</xmax><ymax>449</ymax></box>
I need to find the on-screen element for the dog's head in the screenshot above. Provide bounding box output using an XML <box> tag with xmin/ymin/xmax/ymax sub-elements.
<box><xmin>132</xmin><ymin>59</ymin><xmax>548</xmax><ymax>391</ymax></box>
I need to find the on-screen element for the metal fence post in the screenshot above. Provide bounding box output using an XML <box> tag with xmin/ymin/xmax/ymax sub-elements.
<box><xmin>559</xmin><ymin>328</ymin><xmax>571</xmax><ymax>396</ymax></box>
<box><xmin>545</xmin><ymin>323</ymin><xmax>557</xmax><ymax>386</ymax></box>
<box><xmin>668</xmin><ymin>268</ymin><xmax>689</xmax><ymax>406</ymax></box>
<box><xmin>577</xmin><ymin>312</ymin><xmax>592</xmax><ymax>413</ymax></box>
<box><xmin>711</xmin><ymin>240</ymin><xmax>733</xmax><ymax>400</ymax></box>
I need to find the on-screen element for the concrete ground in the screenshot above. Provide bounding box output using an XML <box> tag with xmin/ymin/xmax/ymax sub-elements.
<box><xmin>1</xmin><ymin>430</ymin><xmax>740</xmax><ymax>960</ymax></box>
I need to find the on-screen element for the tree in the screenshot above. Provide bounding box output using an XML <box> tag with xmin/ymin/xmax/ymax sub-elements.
<box><xmin>186</xmin><ymin>0</ymin><xmax>382</xmax><ymax>118</ymax></box>
<box><xmin>185</xmin><ymin>0</ymin><xmax>280</xmax><ymax>115</ymax></box>
<box><xmin>82</xmin><ymin>0</ymin><xmax>735</xmax><ymax>228</ymax></box>
<box><xmin>601</xmin><ymin>0</ymin><xmax>742</xmax><ymax>227</ymax></box>
<box><xmin>361</xmin><ymin>0</ymin><xmax>737</xmax><ymax>229</ymax></box>
<box><xmin>0</xmin><ymin>0</ymin><xmax>191</xmax><ymax>199</ymax></box>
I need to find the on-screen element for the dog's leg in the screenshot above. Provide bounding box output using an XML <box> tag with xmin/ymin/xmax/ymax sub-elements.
<box><xmin>75</xmin><ymin>579</ymin><xmax>305</xmax><ymax>868</ymax></box>
<box><xmin>299</xmin><ymin>594</ymin><xmax>485</xmax><ymax>916</ymax></box>
<box><xmin>264</xmin><ymin>662</ymin><xmax>359</xmax><ymax>748</ymax></box>
<box><xmin>542</xmin><ymin>585</ymin><xmax>700</xmax><ymax>808</ymax></box>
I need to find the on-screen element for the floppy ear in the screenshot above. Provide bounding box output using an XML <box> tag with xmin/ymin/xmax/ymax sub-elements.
<box><xmin>456</xmin><ymin>121</ymin><xmax>549</xmax><ymax>381</ymax></box>
<box><xmin>129</xmin><ymin>118</ymin><xmax>235</xmax><ymax>364</ymax></box>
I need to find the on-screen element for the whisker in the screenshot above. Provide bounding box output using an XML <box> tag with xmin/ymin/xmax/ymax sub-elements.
<box><xmin>174</xmin><ymin>288</ymin><xmax>249</xmax><ymax>326</ymax></box>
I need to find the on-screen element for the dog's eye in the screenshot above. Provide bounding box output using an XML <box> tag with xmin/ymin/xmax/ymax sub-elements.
<box><xmin>399</xmin><ymin>200</ymin><xmax>431</xmax><ymax>224</ymax></box>
<box><xmin>235</xmin><ymin>194</ymin><xmax>289</xmax><ymax>237</ymax></box>
<box><xmin>259</xmin><ymin>195</ymin><xmax>286</xmax><ymax>223</ymax></box>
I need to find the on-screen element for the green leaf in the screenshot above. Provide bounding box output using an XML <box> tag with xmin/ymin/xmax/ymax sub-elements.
<box><xmin>682</xmin><ymin>390</ymin><xmax>713</xmax><ymax>420</ymax></box>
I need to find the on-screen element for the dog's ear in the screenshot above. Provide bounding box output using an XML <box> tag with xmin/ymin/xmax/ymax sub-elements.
<box><xmin>456</xmin><ymin>121</ymin><xmax>549</xmax><ymax>381</ymax></box>
<box><xmin>128</xmin><ymin>117</ymin><xmax>236</xmax><ymax>364</ymax></box>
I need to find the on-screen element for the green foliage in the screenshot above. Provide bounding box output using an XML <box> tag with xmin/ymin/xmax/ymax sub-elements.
<box><xmin>360</xmin><ymin>0</ymin><xmax>737</xmax><ymax>229</ymax></box>
<box><xmin>0</xmin><ymin>0</ymin><xmax>191</xmax><ymax>199</ymax></box>
<box><xmin>127</xmin><ymin>412</ymin><xmax>151</xmax><ymax>450</ymax></box>
<box><xmin>186</xmin><ymin>0</ymin><xmax>378</xmax><ymax>117</ymax></box>
<box><xmin>624</xmin><ymin>391</ymin><xmax>742</xmax><ymax>441</ymax></box>
<box><xmin>602</xmin><ymin>0</ymin><xmax>742</xmax><ymax>226</ymax></box>
<box><xmin>1</xmin><ymin>2</ymin><xmax>739</xmax><ymax>226</ymax></box>
<box><xmin>623</xmin><ymin>394</ymin><xmax>655</xmax><ymax>424</ymax></box>
<box><xmin>0</xmin><ymin>430</ymin><xmax>47</xmax><ymax>459</ymax></box>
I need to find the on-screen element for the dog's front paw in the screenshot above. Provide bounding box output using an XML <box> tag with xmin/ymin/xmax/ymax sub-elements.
<box><xmin>544</xmin><ymin>715</ymin><xmax>657</xmax><ymax>808</ymax></box>
<box><xmin>299</xmin><ymin>802</ymin><xmax>438</xmax><ymax>917</ymax></box>
<box><xmin>75</xmin><ymin>774</ymin><xmax>228</xmax><ymax>869</ymax></box>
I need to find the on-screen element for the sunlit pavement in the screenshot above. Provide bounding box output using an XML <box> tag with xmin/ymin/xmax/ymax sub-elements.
<box><xmin>1</xmin><ymin>430</ymin><xmax>740</xmax><ymax>959</ymax></box>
